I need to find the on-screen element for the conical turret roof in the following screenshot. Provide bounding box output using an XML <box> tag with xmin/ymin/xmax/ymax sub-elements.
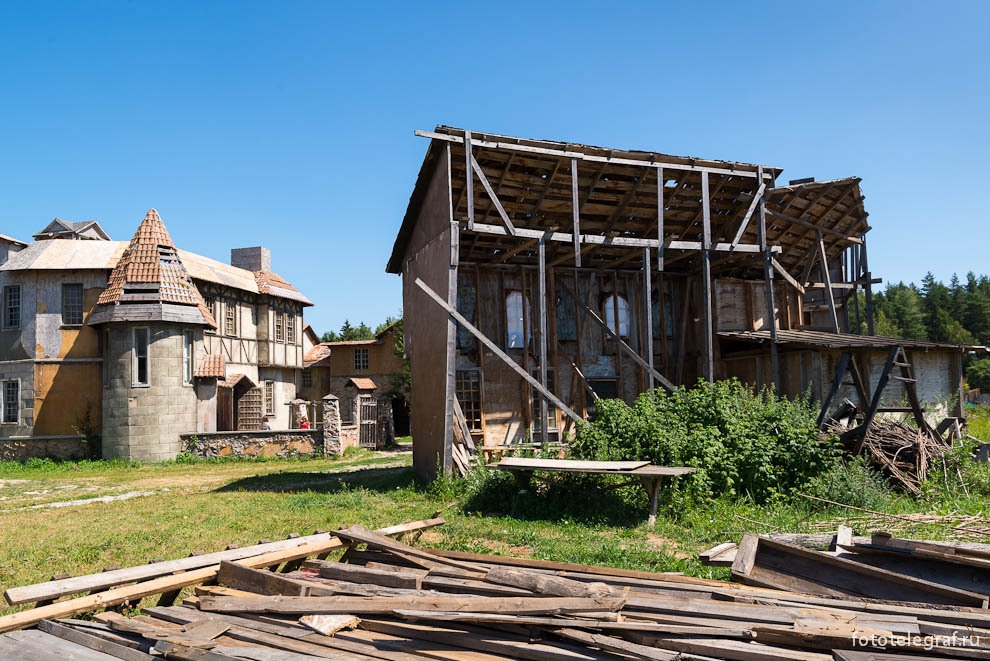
<box><xmin>89</xmin><ymin>209</ymin><xmax>216</xmax><ymax>327</ymax></box>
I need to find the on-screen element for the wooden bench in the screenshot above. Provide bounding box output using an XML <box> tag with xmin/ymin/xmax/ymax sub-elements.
<box><xmin>492</xmin><ymin>458</ymin><xmax>696</xmax><ymax>527</ymax></box>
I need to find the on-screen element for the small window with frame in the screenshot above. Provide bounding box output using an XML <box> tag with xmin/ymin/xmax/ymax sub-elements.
<box><xmin>225</xmin><ymin>300</ymin><xmax>237</xmax><ymax>336</ymax></box>
<box><xmin>132</xmin><ymin>327</ymin><xmax>150</xmax><ymax>387</ymax></box>
<box><xmin>354</xmin><ymin>347</ymin><xmax>369</xmax><ymax>371</ymax></box>
<box><xmin>2</xmin><ymin>380</ymin><xmax>19</xmax><ymax>424</ymax></box>
<box><xmin>62</xmin><ymin>283</ymin><xmax>84</xmax><ymax>325</ymax></box>
<box><xmin>274</xmin><ymin>311</ymin><xmax>284</xmax><ymax>342</ymax></box>
<box><xmin>3</xmin><ymin>285</ymin><xmax>21</xmax><ymax>329</ymax></box>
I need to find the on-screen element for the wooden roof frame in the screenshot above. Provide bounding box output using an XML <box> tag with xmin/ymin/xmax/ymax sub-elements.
<box><xmin>387</xmin><ymin>127</ymin><xmax>870</xmax><ymax>279</ymax></box>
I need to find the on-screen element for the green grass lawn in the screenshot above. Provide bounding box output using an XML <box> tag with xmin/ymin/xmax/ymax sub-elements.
<box><xmin>1</xmin><ymin>429</ymin><xmax>989</xmax><ymax>617</ymax></box>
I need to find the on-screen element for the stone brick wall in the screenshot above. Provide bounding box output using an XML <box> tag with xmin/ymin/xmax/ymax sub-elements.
<box><xmin>0</xmin><ymin>435</ymin><xmax>89</xmax><ymax>461</ymax></box>
<box><xmin>180</xmin><ymin>430</ymin><xmax>329</xmax><ymax>459</ymax></box>
<box><xmin>102</xmin><ymin>323</ymin><xmax>199</xmax><ymax>461</ymax></box>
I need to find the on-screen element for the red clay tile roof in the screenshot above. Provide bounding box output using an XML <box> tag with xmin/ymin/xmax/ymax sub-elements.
<box><xmin>95</xmin><ymin>209</ymin><xmax>216</xmax><ymax>327</ymax></box>
<box><xmin>254</xmin><ymin>270</ymin><xmax>311</xmax><ymax>304</ymax></box>
<box><xmin>194</xmin><ymin>354</ymin><xmax>225</xmax><ymax>378</ymax></box>
<box><xmin>304</xmin><ymin>344</ymin><xmax>332</xmax><ymax>364</ymax></box>
<box><xmin>349</xmin><ymin>377</ymin><xmax>377</xmax><ymax>390</ymax></box>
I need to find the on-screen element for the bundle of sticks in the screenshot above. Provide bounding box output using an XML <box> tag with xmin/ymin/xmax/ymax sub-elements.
<box><xmin>831</xmin><ymin>420</ymin><xmax>952</xmax><ymax>494</ymax></box>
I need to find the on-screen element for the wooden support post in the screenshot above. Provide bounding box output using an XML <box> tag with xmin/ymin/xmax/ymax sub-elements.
<box><xmin>856</xmin><ymin>346</ymin><xmax>900</xmax><ymax>453</ymax></box>
<box><xmin>464</xmin><ymin>130</ymin><xmax>474</xmax><ymax>231</ymax></box>
<box><xmin>657</xmin><ymin>166</ymin><xmax>664</xmax><ymax>270</ymax></box>
<box><xmin>643</xmin><ymin>248</ymin><xmax>655</xmax><ymax>392</ymax></box>
<box><xmin>729</xmin><ymin>182</ymin><xmax>767</xmax><ymax>250</ymax></box>
<box><xmin>415</xmin><ymin>278</ymin><xmax>582</xmax><ymax>423</ymax></box>
<box><xmin>701</xmin><ymin>171</ymin><xmax>714</xmax><ymax>383</ymax></box>
<box><xmin>818</xmin><ymin>352</ymin><xmax>851</xmax><ymax>428</ymax></box>
<box><xmin>862</xmin><ymin>238</ymin><xmax>875</xmax><ymax>336</ymax></box>
<box><xmin>571</xmin><ymin>158</ymin><xmax>581</xmax><ymax>267</ymax></box>
<box><xmin>756</xmin><ymin>167</ymin><xmax>779</xmax><ymax>395</ymax></box>
<box><xmin>537</xmin><ymin>239</ymin><xmax>549</xmax><ymax>447</ymax></box>
<box><xmin>818</xmin><ymin>232</ymin><xmax>840</xmax><ymax>333</ymax></box>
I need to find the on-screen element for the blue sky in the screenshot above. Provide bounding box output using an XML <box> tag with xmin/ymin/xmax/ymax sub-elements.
<box><xmin>1</xmin><ymin>1</ymin><xmax>986</xmax><ymax>335</ymax></box>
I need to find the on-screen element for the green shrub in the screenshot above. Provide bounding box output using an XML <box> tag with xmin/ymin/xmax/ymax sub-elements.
<box><xmin>570</xmin><ymin>379</ymin><xmax>837</xmax><ymax>503</ymax></box>
<box><xmin>807</xmin><ymin>457</ymin><xmax>893</xmax><ymax>510</ymax></box>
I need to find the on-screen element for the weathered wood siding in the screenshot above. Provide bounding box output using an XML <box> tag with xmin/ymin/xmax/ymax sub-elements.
<box><xmin>403</xmin><ymin>147</ymin><xmax>455</xmax><ymax>480</ymax></box>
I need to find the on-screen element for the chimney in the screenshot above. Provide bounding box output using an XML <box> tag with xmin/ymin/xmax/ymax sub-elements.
<box><xmin>231</xmin><ymin>246</ymin><xmax>271</xmax><ymax>272</ymax></box>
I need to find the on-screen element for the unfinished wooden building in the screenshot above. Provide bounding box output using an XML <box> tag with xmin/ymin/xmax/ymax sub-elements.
<box><xmin>387</xmin><ymin>127</ymin><xmax>972</xmax><ymax>479</ymax></box>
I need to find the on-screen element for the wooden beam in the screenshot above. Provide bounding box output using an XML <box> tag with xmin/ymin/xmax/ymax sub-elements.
<box><xmin>701</xmin><ymin>172</ymin><xmax>714</xmax><ymax>383</ymax></box>
<box><xmin>771</xmin><ymin>258</ymin><xmax>805</xmax><ymax>294</ymax></box>
<box><xmin>471</xmin><ymin>153</ymin><xmax>516</xmax><ymax>236</ymax></box>
<box><xmin>464</xmin><ymin>130</ymin><xmax>474</xmax><ymax>230</ymax></box>
<box><xmin>757</xmin><ymin>167</ymin><xmax>779</xmax><ymax>395</ymax></box>
<box><xmin>765</xmin><ymin>208</ymin><xmax>863</xmax><ymax>244</ymax></box>
<box><xmin>538</xmin><ymin>240</ymin><xmax>549</xmax><ymax>446</ymax></box>
<box><xmin>418</xmin><ymin>129</ymin><xmax>777</xmax><ymax>179</ymax></box>
<box><xmin>643</xmin><ymin>248</ymin><xmax>655</xmax><ymax>392</ymax></box>
<box><xmin>657</xmin><ymin>166</ymin><xmax>664</xmax><ymax>270</ymax></box>
<box><xmin>818</xmin><ymin>232</ymin><xmax>840</xmax><ymax>333</ymax></box>
<box><xmin>729</xmin><ymin>182</ymin><xmax>767</xmax><ymax>250</ymax></box>
<box><xmin>414</xmin><ymin>277</ymin><xmax>582</xmax><ymax>423</ymax></box>
<box><xmin>571</xmin><ymin>158</ymin><xmax>581</xmax><ymax>267</ymax></box>
<box><xmin>0</xmin><ymin>519</ymin><xmax>444</xmax><ymax>634</ymax></box>
<box><xmin>464</xmin><ymin>221</ymin><xmax>777</xmax><ymax>253</ymax></box>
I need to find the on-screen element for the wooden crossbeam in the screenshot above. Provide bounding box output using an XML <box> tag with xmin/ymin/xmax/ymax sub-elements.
<box><xmin>471</xmin><ymin>154</ymin><xmax>516</xmax><ymax>236</ymax></box>
<box><xmin>414</xmin><ymin>277</ymin><xmax>582</xmax><ymax>423</ymax></box>
<box><xmin>771</xmin><ymin>258</ymin><xmax>805</xmax><ymax>294</ymax></box>
<box><xmin>729</xmin><ymin>182</ymin><xmax>767</xmax><ymax>249</ymax></box>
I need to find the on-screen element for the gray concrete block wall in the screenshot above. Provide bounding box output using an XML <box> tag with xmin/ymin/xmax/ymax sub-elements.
<box><xmin>102</xmin><ymin>322</ymin><xmax>199</xmax><ymax>461</ymax></box>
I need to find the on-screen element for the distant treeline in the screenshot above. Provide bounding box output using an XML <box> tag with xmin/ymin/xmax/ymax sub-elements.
<box><xmin>321</xmin><ymin>315</ymin><xmax>400</xmax><ymax>343</ymax></box>
<box><xmin>858</xmin><ymin>273</ymin><xmax>990</xmax><ymax>390</ymax></box>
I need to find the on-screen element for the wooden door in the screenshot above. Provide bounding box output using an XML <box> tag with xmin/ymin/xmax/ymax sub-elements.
<box><xmin>359</xmin><ymin>397</ymin><xmax>379</xmax><ymax>449</ymax></box>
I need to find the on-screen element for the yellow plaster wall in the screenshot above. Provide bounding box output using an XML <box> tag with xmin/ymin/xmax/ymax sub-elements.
<box><xmin>33</xmin><ymin>362</ymin><xmax>102</xmax><ymax>435</ymax></box>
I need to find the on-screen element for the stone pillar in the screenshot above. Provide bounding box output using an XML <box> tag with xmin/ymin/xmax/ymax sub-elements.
<box><xmin>322</xmin><ymin>395</ymin><xmax>341</xmax><ymax>456</ymax></box>
<box><xmin>377</xmin><ymin>397</ymin><xmax>395</xmax><ymax>447</ymax></box>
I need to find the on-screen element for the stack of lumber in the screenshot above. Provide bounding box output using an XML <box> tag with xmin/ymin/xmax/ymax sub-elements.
<box><xmin>4</xmin><ymin>522</ymin><xmax>990</xmax><ymax>659</ymax></box>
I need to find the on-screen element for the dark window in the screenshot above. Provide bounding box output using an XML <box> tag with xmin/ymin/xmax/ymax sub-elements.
<box><xmin>456</xmin><ymin>277</ymin><xmax>477</xmax><ymax>353</ymax></box>
<box><xmin>587</xmin><ymin>379</ymin><xmax>619</xmax><ymax>421</ymax></box>
<box><xmin>2</xmin><ymin>380</ymin><xmax>18</xmax><ymax>423</ymax></box>
<box><xmin>341</xmin><ymin>397</ymin><xmax>354</xmax><ymax>425</ymax></box>
<box><xmin>3</xmin><ymin>286</ymin><xmax>21</xmax><ymax>329</ymax></box>
<box><xmin>62</xmin><ymin>283</ymin><xmax>84</xmax><ymax>325</ymax></box>
<box><xmin>133</xmin><ymin>328</ymin><xmax>150</xmax><ymax>386</ymax></box>
<box><xmin>302</xmin><ymin>370</ymin><xmax>312</xmax><ymax>388</ymax></box>
<box><xmin>183</xmin><ymin>331</ymin><xmax>194</xmax><ymax>384</ymax></box>
<box><xmin>455</xmin><ymin>370</ymin><xmax>482</xmax><ymax>432</ymax></box>
<box><xmin>354</xmin><ymin>348</ymin><xmax>369</xmax><ymax>370</ymax></box>
<box><xmin>556</xmin><ymin>289</ymin><xmax>577</xmax><ymax>341</ymax></box>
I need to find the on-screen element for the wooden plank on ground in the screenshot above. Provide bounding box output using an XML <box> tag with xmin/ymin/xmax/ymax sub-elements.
<box><xmin>38</xmin><ymin>620</ymin><xmax>155</xmax><ymax>661</ymax></box>
<box><xmin>197</xmin><ymin>593</ymin><xmax>626</xmax><ymax>615</ymax></box>
<box><xmin>0</xmin><ymin>518</ymin><xmax>443</xmax><ymax>634</ymax></box>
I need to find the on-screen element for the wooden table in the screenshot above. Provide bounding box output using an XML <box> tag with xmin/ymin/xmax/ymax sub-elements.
<box><xmin>492</xmin><ymin>458</ymin><xmax>696</xmax><ymax>527</ymax></box>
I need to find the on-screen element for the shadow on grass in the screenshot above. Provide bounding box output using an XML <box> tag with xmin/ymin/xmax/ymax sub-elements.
<box><xmin>214</xmin><ymin>464</ymin><xmax>419</xmax><ymax>495</ymax></box>
<box><xmin>461</xmin><ymin>471</ymin><xmax>660</xmax><ymax>528</ymax></box>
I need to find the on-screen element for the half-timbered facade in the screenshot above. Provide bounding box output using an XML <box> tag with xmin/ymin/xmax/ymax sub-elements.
<box><xmin>388</xmin><ymin>127</ymin><xmax>975</xmax><ymax>480</ymax></box>
<box><xmin>0</xmin><ymin>212</ymin><xmax>312</xmax><ymax>460</ymax></box>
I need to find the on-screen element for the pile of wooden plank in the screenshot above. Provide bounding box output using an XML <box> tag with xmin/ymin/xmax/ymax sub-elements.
<box><xmin>3</xmin><ymin>520</ymin><xmax>990</xmax><ymax>659</ymax></box>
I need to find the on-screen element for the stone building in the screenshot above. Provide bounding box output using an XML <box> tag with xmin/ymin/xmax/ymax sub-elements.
<box><xmin>299</xmin><ymin>323</ymin><xmax>406</xmax><ymax>449</ymax></box>
<box><xmin>0</xmin><ymin>209</ymin><xmax>312</xmax><ymax>461</ymax></box>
